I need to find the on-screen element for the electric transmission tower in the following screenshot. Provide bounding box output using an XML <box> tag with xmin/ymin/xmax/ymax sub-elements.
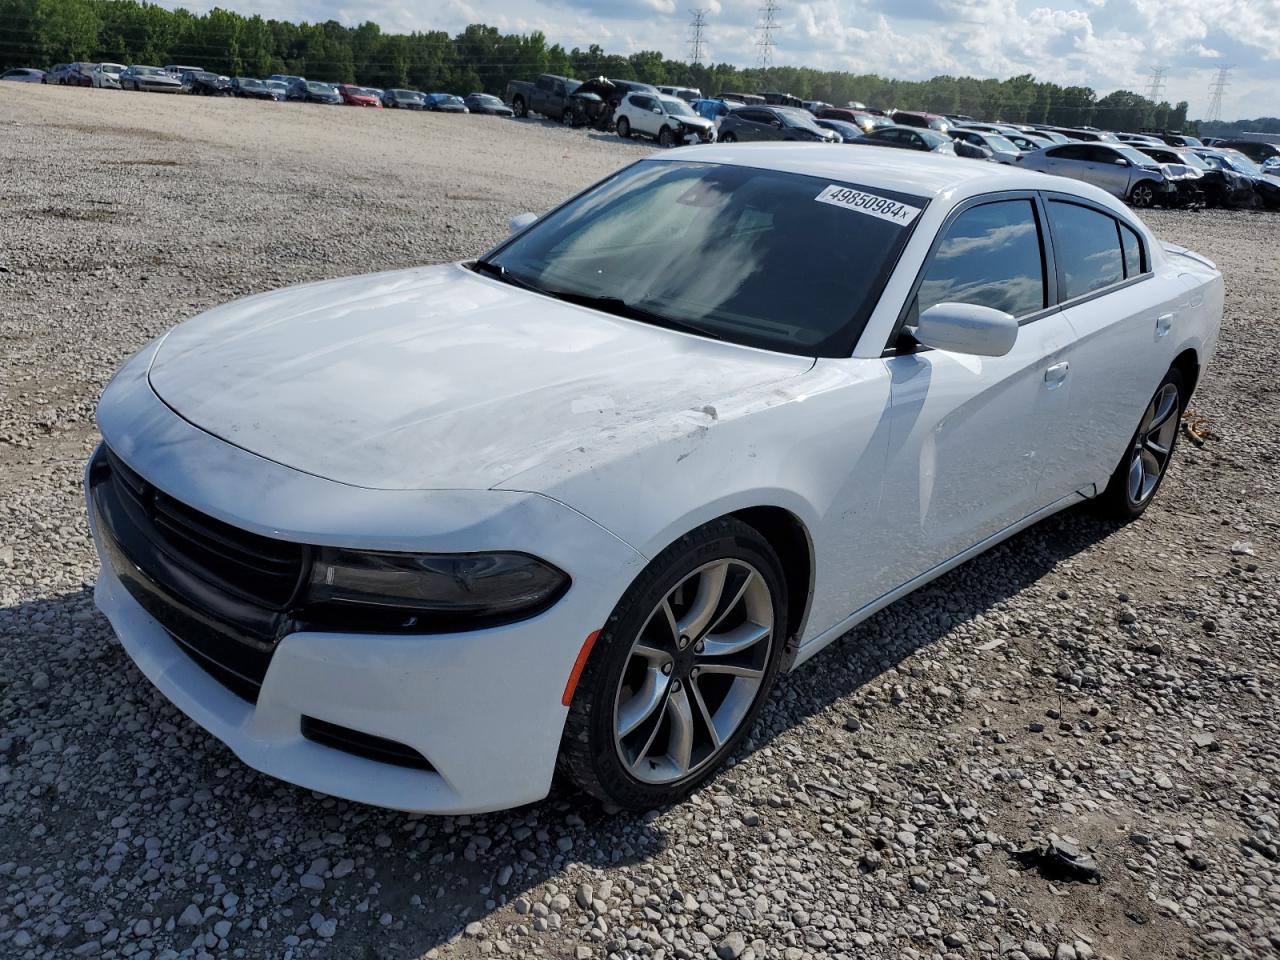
<box><xmin>1205</xmin><ymin>64</ymin><xmax>1232</xmax><ymax>122</ymax></box>
<box><xmin>755</xmin><ymin>0</ymin><xmax>778</xmax><ymax>70</ymax></box>
<box><xmin>688</xmin><ymin>9</ymin><xmax>708</xmax><ymax>65</ymax></box>
<box><xmin>1144</xmin><ymin>65</ymin><xmax>1169</xmax><ymax>103</ymax></box>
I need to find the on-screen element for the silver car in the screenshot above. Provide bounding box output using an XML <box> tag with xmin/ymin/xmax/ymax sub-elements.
<box><xmin>120</xmin><ymin>65</ymin><xmax>184</xmax><ymax>93</ymax></box>
<box><xmin>951</xmin><ymin>128</ymin><xmax>1023</xmax><ymax>164</ymax></box>
<box><xmin>1019</xmin><ymin>142</ymin><xmax>1174</xmax><ymax>207</ymax></box>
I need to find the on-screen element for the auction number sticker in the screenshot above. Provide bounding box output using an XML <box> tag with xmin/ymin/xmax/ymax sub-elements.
<box><xmin>814</xmin><ymin>185</ymin><xmax>921</xmax><ymax>226</ymax></box>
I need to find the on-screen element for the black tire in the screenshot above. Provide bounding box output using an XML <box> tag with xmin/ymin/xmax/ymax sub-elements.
<box><xmin>561</xmin><ymin>109</ymin><xmax>574</xmax><ymax>126</ymax></box>
<box><xmin>558</xmin><ymin>517</ymin><xmax>789</xmax><ymax>809</ymax></box>
<box><xmin>1094</xmin><ymin>367</ymin><xmax>1186</xmax><ymax>522</ymax></box>
<box><xmin>1129</xmin><ymin>181</ymin><xmax>1156</xmax><ymax>208</ymax></box>
<box><xmin>512</xmin><ymin>97</ymin><xmax>527</xmax><ymax>118</ymax></box>
<box><xmin>658</xmin><ymin>126</ymin><xmax>675</xmax><ymax>148</ymax></box>
<box><xmin>719</xmin><ymin>131</ymin><xmax>736</xmax><ymax>142</ymax></box>
<box><xmin>616</xmin><ymin>116</ymin><xmax>631</xmax><ymax>139</ymax></box>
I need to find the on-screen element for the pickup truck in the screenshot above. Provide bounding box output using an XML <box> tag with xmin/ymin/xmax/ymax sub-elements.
<box><xmin>505</xmin><ymin>74</ymin><xmax>580</xmax><ymax>121</ymax></box>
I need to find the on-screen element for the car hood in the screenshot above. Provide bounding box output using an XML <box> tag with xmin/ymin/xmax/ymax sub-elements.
<box><xmin>146</xmin><ymin>264</ymin><xmax>813</xmax><ymax>491</ymax></box>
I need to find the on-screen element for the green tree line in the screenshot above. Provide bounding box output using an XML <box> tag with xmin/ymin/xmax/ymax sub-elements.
<box><xmin>1</xmin><ymin>0</ymin><xmax>1193</xmax><ymax>130</ymax></box>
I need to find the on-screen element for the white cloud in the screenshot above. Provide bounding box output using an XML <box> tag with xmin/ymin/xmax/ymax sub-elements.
<box><xmin>158</xmin><ymin>0</ymin><xmax>1278</xmax><ymax>116</ymax></box>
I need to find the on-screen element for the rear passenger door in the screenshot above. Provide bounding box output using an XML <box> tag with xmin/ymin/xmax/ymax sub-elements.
<box><xmin>1043</xmin><ymin>197</ymin><xmax>1187</xmax><ymax>498</ymax></box>
<box><xmin>736</xmin><ymin>109</ymin><xmax>776</xmax><ymax>141</ymax></box>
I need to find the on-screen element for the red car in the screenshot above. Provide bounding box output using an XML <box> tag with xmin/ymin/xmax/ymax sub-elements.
<box><xmin>338</xmin><ymin>84</ymin><xmax>382</xmax><ymax>107</ymax></box>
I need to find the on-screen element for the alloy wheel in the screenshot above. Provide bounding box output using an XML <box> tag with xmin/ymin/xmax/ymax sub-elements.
<box><xmin>1131</xmin><ymin>182</ymin><xmax>1155</xmax><ymax>207</ymax></box>
<box><xmin>617</xmin><ymin>117</ymin><xmax>630</xmax><ymax>139</ymax></box>
<box><xmin>613</xmin><ymin>559</ymin><xmax>774</xmax><ymax>784</ymax></box>
<box><xmin>1127</xmin><ymin>382</ymin><xmax>1179</xmax><ymax>506</ymax></box>
<box><xmin>659</xmin><ymin>127</ymin><xmax>674</xmax><ymax>148</ymax></box>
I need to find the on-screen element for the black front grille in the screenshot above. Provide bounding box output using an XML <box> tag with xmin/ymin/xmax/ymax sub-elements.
<box><xmin>301</xmin><ymin>716</ymin><xmax>435</xmax><ymax>771</ymax></box>
<box><xmin>91</xmin><ymin>444</ymin><xmax>308</xmax><ymax>702</ymax></box>
<box><xmin>104</xmin><ymin>448</ymin><xmax>305</xmax><ymax>608</ymax></box>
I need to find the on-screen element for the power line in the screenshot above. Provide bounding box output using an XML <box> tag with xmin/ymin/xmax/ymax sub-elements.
<box><xmin>754</xmin><ymin>0</ymin><xmax>778</xmax><ymax>70</ymax></box>
<box><xmin>1205</xmin><ymin>64</ymin><xmax>1232</xmax><ymax>122</ymax></box>
<box><xmin>1144</xmin><ymin>64</ymin><xmax>1168</xmax><ymax>103</ymax></box>
<box><xmin>687</xmin><ymin>8</ymin><xmax>707</xmax><ymax>66</ymax></box>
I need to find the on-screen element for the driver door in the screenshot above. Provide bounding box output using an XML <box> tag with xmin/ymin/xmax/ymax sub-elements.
<box><xmin>875</xmin><ymin>195</ymin><xmax>1076</xmax><ymax>588</ymax></box>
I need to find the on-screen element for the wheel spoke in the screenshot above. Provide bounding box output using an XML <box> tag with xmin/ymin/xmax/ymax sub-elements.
<box><xmin>617</xmin><ymin>669</ymin><xmax>670</xmax><ymax>738</ymax></box>
<box><xmin>695</xmin><ymin>662</ymin><xmax>764</xmax><ymax>679</ymax></box>
<box><xmin>666</xmin><ymin>686</ymin><xmax>695</xmax><ymax>775</ymax></box>
<box><xmin>675</xmin><ymin>562</ymin><xmax>729</xmax><ymax>641</ymax></box>
<box><xmin>1127</xmin><ymin>453</ymin><xmax>1145</xmax><ymax>502</ymax></box>
<box><xmin>1149</xmin><ymin>385</ymin><xmax>1179</xmax><ymax>431</ymax></box>
<box><xmin>689</xmin><ymin>679</ymin><xmax>722</xmax><ymax>749</ymax></box>
<box><xmin>704</xmin><ymin>569</ymin><xmax>755</xmax><ymax>638</ymax></box>
<box><xmin>1145</xmin><ymin>435</ymin><xmax>1171</xmax><ymax>457</ymax></box>
<box><xmin>700</xmin><ymin>620</ymin><xmax>771</xmax><ymax>658</ymax></box>
<box><xmin>632</xmin><ymin>642</ymin><xmax>671</xmax><ymax>664</ymax></box>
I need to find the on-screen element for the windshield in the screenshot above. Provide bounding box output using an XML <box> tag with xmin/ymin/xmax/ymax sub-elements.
<box><xmin>393</xmin><ymin>89</ymin><xmax>419</xmax><ymax>99</ymax></box>
<box><xmin>265</xmin><ymin>81</ymin><xmax>286</xmax><ymax>91</ymax></box>
<box><xmin>821</xmin><ymin>120</ymin><xmax>858</xmax><ymax>137</ymax></box>
<box><xmin>1180</xmin><ymin>136</ymin><xmax>1203</xmax><ymax>147</ymax></box>
<box><xmin>918</xmin><ymin>129</ymin><xmax>950</xmax><ymax>147</ymax></box>
<box><xmin>475</xmin><ymin>94</ymin><xmax>501</xmax><ymax>103</ymax></box>
<box><xmin>137</xmin><ymin>67</ymin><xmax>165</xmax><ymax>77</ymax></box>
<box><xmin>102</xmin><ymin>64</ymin><xmax>124</xmax><ymax>74</ymax></box>
<box><xmin>1220</xmin><ymin>151</ymin><xmax>1262</xmax><ymax>175</ymax></box>
<box><xmin>306</xmin><ymin>82</ymin><xmax>334</xmax><ymax>93</ymax></box>
<box><xmin>661</xmin><ymin>98</ymin><xmax>694</xmax><ymax>117</ymax></box>
<box><xmin>1115</xmin><ymin>146</ymin><xmax>1156</xmax><ymax>166</ymax></box>
<box><xmin>483</xmin><ymin>160</ymin><xmax>925</xmax><ymax>357</ymax></box>
<box><xmin>776</xmin><ymin>107</ymin><xmax>820</xmax><ymax>130</ymax></box>
<box><xmin>985</xmin><ymin>135</ymin><xmax>1019</xmax><ymax>153</ymax></box>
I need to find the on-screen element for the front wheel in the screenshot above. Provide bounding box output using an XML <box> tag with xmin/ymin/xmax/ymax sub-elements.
<box><xmin>658</xmin><ymin>126</ymin><xmax>675</xmax><ymax>148</ymax></box>
<box><xmin>616</xmin><ymin>116</ymin><xmax>631</xmax><ymax>139</ymax></box>
<box><xmin>559</xmin><ymin>517</ymin><xmax>788</xmax><ymax>809</ymax></box>
<box><xmin>1129</xmin><ymin>181</ymin><xmax>1156</xmax><ymax>208</ymax></box>
<box><xmin>1095</xmin><ymin>367</ymin><xmax>1185</xmax><ymax>521</ymax></box>
<box><xmin>719</xmin><ymin>131</ymin><xmax>737</xmax><ymax>142</ymax></box>
<box><xmin>512</xmin><ymin>97</ymin><xmax>527</xmax><ymax>118</ymax></box>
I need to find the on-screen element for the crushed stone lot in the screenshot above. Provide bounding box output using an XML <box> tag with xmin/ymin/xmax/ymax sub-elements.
<box><xmin>1</xmin><ymin>85</ymin><xmax>1279</xmax><ymax>960</ymax></box>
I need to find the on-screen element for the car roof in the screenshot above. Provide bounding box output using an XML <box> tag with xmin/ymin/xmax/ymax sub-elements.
<box><xmin>655</xmin><ymin>142</ymin><xmax>1114</xmax><ymax>203</ymax></box>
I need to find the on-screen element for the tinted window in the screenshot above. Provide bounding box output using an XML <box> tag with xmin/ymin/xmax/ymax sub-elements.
<box><xmin>1048</xmin><ymin>202</ymin><xmax>1125</xmax><ymax>300</ymax></box>
<box><xmin>1119</xmin><ymin>222</ymin><xmax>1145</xmax><ymax>278</ymax></box>
<box><xmin>487</xmin><ymin>160</ymin><xmax>926</xmax><ymax>357</ymax></box>
<box><xmin>915</xmin><ymin>200</ymin><xmax>1046</xmax><ymax>319</ymax></box>
<box><xmin>1048</xmin><ymin>144</ymin><xmax>1089</xmax><ymax>161</ymax></box>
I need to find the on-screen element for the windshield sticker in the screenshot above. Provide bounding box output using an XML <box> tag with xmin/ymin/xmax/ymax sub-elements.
<box><xmin>814</xmin><ymin>186</ymin><xmax>922</xmax><ymax>226</ymax></box>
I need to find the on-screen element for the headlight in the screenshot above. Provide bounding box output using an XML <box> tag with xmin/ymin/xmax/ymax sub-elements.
<box><xmin>305</xmin><ymin>548</ymin><xmax>569</xmax><ymax>628</ymax></box>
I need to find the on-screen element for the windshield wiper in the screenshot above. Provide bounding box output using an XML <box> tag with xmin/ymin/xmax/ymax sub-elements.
<box><xmin>542</xmin><ymin>289</ymin><xmax>723</xmax><ymax>341</ymax></box>
<box><xmin>469</xmin><ymin>259</ymin><xmax>545</xmax><ymax>294</ymax></box>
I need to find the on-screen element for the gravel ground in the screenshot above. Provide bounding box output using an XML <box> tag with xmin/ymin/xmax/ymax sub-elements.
<box><xmin>2</xmin><ymin>85</ymin><xmax>1279</xmax><ymax>960</ymax></box>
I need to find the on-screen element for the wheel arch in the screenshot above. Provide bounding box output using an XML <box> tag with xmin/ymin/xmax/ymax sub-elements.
<box><xmin>1171</xmin><ymin>346</ymin><xmax>1200</xmax><ymax>400</ymax></box>
<box><xmin>729</xmin><ymin>505</ymin><xmax>815</xmax><ymax>655</ymax></box>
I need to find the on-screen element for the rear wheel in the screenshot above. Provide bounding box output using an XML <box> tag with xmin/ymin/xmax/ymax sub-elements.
<box><xmin>1095</xmin><ymin>367</ymin><xmax>1185</xmax><ymax>521</ymax></box>
<box><xmin>1129</xmin><ymin>181</ymin><xmax>1156</xmax><ymax>208</ymax></box>
<box><xmin>719</xmin><ymin>131</ymin><xmax>737</xmax><ymax>142</ymax></box>
<box><xmin>616</xmin><ymin>116</ymin><xmax>631</xmax><ymax>139</ymax></box>
<box><xmin>512</xmin><ymin>97</ymin><xmax>527</xmax><ymax>118</ymax></box>
<box><xmin>559</xmin><ymin>517</ymin><xmax>788</xmax><ymax>809</ymax></box>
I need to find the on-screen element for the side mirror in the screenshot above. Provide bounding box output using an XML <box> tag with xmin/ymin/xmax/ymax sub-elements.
<box><xmin>508</xmin><ymin>212</ymin><xmax>538</xmax><ymax>234</ymax></box>
<box><xmin>914</xmin><ymin>303</ymin><xmax>1017</xmax><ymax>357</ymax></box>
<box><xmin>1114</xmin><ymin>158</ymin><xmax>1130</xmax><ymax>166</ymax></box>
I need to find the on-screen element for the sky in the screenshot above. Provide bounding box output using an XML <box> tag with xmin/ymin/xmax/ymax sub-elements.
<box><xmin>180</xmin><ymin>0</ymin><xmax>1278</xmax><ymax>119</ymax></box>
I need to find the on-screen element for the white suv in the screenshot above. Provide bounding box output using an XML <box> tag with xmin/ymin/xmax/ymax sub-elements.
<box><xmin>614</xmin><ymin>93</ymin><xmax>716</xmax><ymax>147</ymax></box>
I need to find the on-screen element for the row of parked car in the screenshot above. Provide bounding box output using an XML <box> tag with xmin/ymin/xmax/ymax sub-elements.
<box><xmin>501</xmin><ymin>74</ymin><xmax>1280</xmax><ymax>211</ymax></box>
<box><xmin>11</xmin><ymin>61</ymin><xmax>1278</xmax><ymax>210</ymax></box>
<box><xmin>4</xmin><ymin>61</ymin><xmax>515</xmax><ymax>115</ymax></box>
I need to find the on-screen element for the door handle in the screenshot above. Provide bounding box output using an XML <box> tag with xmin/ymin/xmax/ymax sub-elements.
<box><xmin>1155</xmin><ymin>313</ymin><xmax>1173</xmax><ymax>337</ymax></box>
<box><xmin>1044</xmin><ymin>361</ymin><xmax>1069</xmax><ymax>386</ymax></box>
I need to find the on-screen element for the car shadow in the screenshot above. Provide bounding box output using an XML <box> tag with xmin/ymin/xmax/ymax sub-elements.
<box><xmin>0</xmin><ymin>504</ymin><xmax>1117</xmax><ymax>957</ymax></box>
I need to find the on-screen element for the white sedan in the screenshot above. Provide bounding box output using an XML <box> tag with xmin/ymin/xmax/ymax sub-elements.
<box><xmin>88</xmin><ymin>146</ymin><xmax>1222</xmax><ymax>813</ymax></box>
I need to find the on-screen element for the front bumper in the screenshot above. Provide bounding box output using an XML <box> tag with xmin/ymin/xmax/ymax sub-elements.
<box><xmin>87</xmin><ymin>342</ymin><xmax>646</xmax><ymax>813</ymax></box>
